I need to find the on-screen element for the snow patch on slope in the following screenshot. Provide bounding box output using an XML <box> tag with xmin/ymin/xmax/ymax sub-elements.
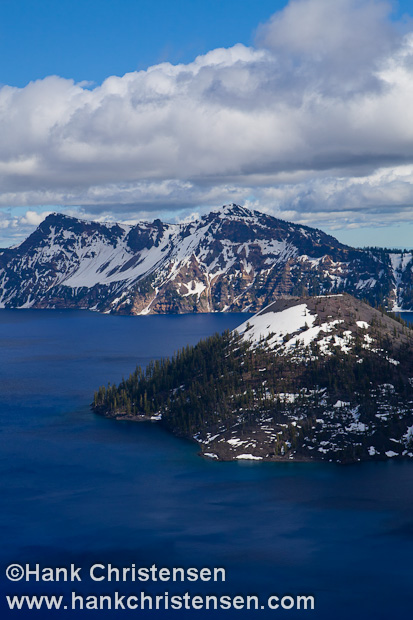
<box><xmin>237</xmin><ymin>304</ymin><xmax>315</xmax><ymax>348</ymax></box>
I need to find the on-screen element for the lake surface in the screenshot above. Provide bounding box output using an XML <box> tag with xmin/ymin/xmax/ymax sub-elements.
<box><xmin>0</xmin><ymin>310</ymin><xmax>412</xmax><ymax>619</ymax></box>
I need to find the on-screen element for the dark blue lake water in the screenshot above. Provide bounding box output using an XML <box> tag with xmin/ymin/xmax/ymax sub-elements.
<box><xmin>1</xmin><ymin>310</ymin><xmax>412</xmax><ymax>619</ymax></box>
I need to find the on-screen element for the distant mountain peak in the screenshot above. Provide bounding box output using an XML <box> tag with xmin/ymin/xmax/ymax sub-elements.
<box><xmin>217</xmin><ymin>204</ymin><xmax>254</xmax><ymax>218</ymax></box>
<box><xmin>0</xmin><ymin>205</ymin><xmax>412</xmax><ymax>313</ymax></box>
<box><xmin>43</xmin><ymin>212</ymin><xmax>77</xmax><ymax>223</ymax></box>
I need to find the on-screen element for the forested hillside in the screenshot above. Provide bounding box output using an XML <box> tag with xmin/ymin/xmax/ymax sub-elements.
<box><xmin>93</xmin><ymin>294</ymin><xmax>413</xmax><ymax>463</ymax></box>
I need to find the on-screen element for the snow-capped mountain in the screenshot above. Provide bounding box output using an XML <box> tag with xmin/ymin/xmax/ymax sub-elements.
<box><xmin>0</xmin><ymin>204</ymin><xmax>412</xmax><ymax>313</ymax></box>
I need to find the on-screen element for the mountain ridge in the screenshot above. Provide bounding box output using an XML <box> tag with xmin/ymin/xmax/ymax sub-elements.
<box><xmin>0</xmin><ymin>204</ymin><xmax>412</xmax><ymax>313</ymax></box>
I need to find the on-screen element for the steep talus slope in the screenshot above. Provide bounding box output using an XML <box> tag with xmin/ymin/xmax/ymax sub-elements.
<box><xmin>0</xmin><ymin>213</ymin><xmax>179</xmax><ymax>310</ymax></box>
<box><xmin>0</xmin><ymin>205</ymin><xmax>411</xmax><ymax>312</ymax></box>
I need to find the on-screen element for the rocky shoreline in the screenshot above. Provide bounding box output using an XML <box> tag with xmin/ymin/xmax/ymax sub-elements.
<box><xmin>94</xmin><ymin>404</ymin><xmax>413</xmax><ymax>465</ymax></box>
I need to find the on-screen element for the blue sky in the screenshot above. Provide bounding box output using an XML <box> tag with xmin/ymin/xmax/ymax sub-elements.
<box><xmin>0</xmin><ymin>0</ymin><xmax>289</xmax><ymax>87</ymax></box>
<box><xmin>1</xmin><ymin>0</ymin><xmax>413</xmax><ymax>248</ymax></box>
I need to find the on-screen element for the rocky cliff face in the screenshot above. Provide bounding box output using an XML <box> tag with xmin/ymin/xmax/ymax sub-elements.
<box><xmin>0</xmin><ymin>204</ymin><xmax>412</xmax><ymax>312</ymax></box>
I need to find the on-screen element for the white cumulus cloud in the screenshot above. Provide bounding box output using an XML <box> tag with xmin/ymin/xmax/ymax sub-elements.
<box><xmin>0</xmin><ymin>0</ymin><xmax>413</xmax><ymax>245</ymax></box>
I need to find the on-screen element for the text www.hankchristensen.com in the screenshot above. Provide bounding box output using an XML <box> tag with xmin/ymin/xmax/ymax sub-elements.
<box><xmin>6</xmin><ymin>592</ymin><xmax>315</xmax><ymax>612</ymax></box>
<box><xmin>4</xmin><ymin>563</ymin><xmax>315</xmax><ymax>612</ymax></box>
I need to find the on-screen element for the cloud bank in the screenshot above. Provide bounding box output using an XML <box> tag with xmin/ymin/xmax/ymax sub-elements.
<box><xmin>1</xmin><ymin>0</ymin><xmax>413</xmax><ymax>243</ymax></box>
